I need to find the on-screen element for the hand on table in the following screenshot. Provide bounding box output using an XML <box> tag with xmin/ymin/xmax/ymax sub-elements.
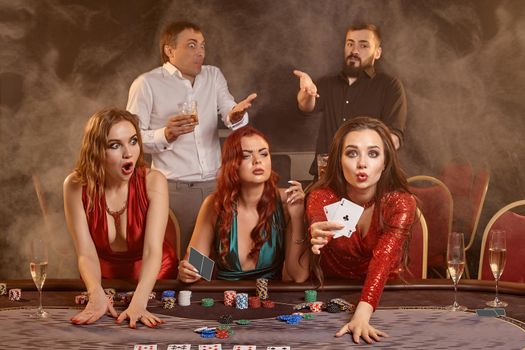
<box><xmin>309</xmin><ymin>221</ymin><xmax>343</xmax><ymax>254</ymax></box>
<box><xmin>335</xmin><ymin>302</ymin><xmax>388</xmax><ymax>344</ymax></box>
<box><xmin>165</xmin><ymin>114</ymin><xmax>197</xmax><ymax>142</ymax></box>
<box><xmin>116</xmin><ymin>302</ymin><xmax>164</xmax><ymax>329</ymax></box>
<box><xmin>178</xmin><ymin>259</ymin><xmax>201</xmax><ymax>283</ymax></box>
<box><xmin>70</xmin><ymin>288</ymin><xmax>117</xmax><ymax>325</ymax></box>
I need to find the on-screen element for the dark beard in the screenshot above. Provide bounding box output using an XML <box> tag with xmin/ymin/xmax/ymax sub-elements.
<box><xmin>343</xmin><ymin>55</ymin><xmax>372</xmax><ymax>78</ymax></box>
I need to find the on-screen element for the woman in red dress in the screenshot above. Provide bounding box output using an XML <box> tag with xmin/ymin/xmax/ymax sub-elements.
<box><xmin>63</xmin><ymin>108</ymin><xmax>177</xmax><ymax>328</ymax></box>
<box><xmin>306</xmin><ymin>116</ymin><xmax>416</xmax><ymax>344</ymax></box>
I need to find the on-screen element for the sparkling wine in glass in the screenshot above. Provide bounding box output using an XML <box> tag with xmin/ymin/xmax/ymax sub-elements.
<box><xmin>486</xmin><ymin>230</ymin><xmax>508</xmax><ymax>307</ymax></box>
<box><xmin>30</xmin><ymin>238</ymin><xmax>49</xmax><ymax>318</ymax></box>
<box><xmin>446</xmin><ymin>232</ymin><xmax>467</xmax><ymax>311</ymax></box>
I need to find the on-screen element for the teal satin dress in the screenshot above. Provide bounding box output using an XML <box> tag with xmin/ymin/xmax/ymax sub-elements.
<box><xmin>215</xmin><ymin>200</ymin><xmax>286</xmax><ymax>280</ymax></box>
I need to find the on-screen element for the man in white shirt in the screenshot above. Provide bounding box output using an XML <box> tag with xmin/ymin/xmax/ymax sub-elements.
<box><xmin>127</xmin><ymin>21</ymin><xmax>257</xmax><ymax>257</ymax></box>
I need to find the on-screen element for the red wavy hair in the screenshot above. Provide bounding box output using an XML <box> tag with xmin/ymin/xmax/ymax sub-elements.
<box><xmin>214</xmin><ymin>126</ymin><xmax>279</xmax><ymax>266</ymax></box>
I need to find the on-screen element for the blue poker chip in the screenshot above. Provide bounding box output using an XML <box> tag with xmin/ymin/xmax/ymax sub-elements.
<box><xmin>161</xmin><ymin>290</ymin><xmax>176</xmax><ymax>298</ymax></box>
<box><xmin>200</xmin><ymin>332</ymin><xmax>216</xmax><ymax>338</ymax></box>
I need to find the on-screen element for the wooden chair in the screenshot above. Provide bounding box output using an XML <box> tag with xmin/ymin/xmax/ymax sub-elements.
<box><xmin>166</xmin><ymin>209</ymin><xmax>182</xmax><ymax>261</ymax></box>
<box><xmin>478</xmin><ymin>200</ymin><xmax>525</xmax><ymax>283</ymax></box>
<box><xmin>408</xmin><ymin>176</ymin><xmax>453</xmax><ymax>278</ymax></box>
<box><xmin>441</xmin><ymin>162</ymin><xmax>490</xmax><ymax>278</ymax></box>
<box><xmin>406</xmin><ymin>209</ymin><xmax>429</xmax><ymax>279</ymax></box>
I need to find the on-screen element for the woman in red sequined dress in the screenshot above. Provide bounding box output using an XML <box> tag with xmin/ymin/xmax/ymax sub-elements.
<box><xmin>64</xmin><ymin>109</ymin><xmax>177</xmax><ymax>328</ymax></box>
<box><xmin>306</xmin><ymin>116</ymin><xmax>416</xmax><ymax>344</ymax></box>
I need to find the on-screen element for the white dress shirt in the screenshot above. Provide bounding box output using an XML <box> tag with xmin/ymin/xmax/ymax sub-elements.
<box><xmin>126</xmin><ymin>62</ymin><xmax>248</xmax><ymax>181</ymax></box>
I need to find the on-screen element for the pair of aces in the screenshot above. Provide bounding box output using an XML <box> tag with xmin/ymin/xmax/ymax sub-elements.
<box><xmin>323</xmin><ymin>198</ymin><xmax>364</xmax><ymax>238</ymax></box>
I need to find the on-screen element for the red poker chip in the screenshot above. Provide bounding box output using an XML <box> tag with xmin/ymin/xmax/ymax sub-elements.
<box><xmin>261</xmin><ymin>300</ymin><xmax>275</xmax><ymax>308</ymax></box>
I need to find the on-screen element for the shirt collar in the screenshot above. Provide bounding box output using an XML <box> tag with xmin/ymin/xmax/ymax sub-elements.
<box><xmin>162</xmin><ymin>62</ymin><xmax>184</xmax><ymax>79</ymax></box>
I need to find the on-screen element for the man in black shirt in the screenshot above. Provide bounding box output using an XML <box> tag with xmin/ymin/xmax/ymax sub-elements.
<box><xmin>294</xmin><ymin>24</ymin><xmax>407</xmax><ymax>176</ymax></box>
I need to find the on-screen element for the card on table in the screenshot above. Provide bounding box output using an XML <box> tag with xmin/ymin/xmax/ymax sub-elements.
<box><xmin>233</xmin><ymin>346</ymin><xmax>256</xmax><ymax>350</ymax></box>
<box><xmin>167</xmin><ymin>345</ymin><xmax>191</xmax><ymax>350</ymax></box>
<box><xmin>133</xmin><ymin>345</ymin><xmax>157</xmax><ymax>350</ymax></box>
<box><xmin>475</xmin><ymin>308</ymin><xmax>498</xmax><ymax>317</ymax></box>
<box><xmin>189</xmin><ymin>247</ymin><xmax>215</xmax><ymax>281</ymax></box>
<box><xmin>199</xmin><ymin>345</ymin><xmax>221</xmax><ymax>350</ymax></box>
<box><xmin>330</xmin><ymin>198</ymin><xmax>364</xmax><ymax>238</ymax></box>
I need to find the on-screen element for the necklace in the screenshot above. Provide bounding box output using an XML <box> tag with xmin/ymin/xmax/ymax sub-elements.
<box><xmin>106</xmin><ymin>201</ymin><xmax>127</xmax><ymax>237</ymax></box>
<box><xmin>349</xmin><ymin>197</ymin><xmax>375</xmax><ymax>209</ymax></box>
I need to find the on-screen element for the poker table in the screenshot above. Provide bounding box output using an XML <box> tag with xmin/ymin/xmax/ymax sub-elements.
<box><xmin>1</xmin><ymin>279</ymin><xmax>525</xmax><ymax>349</ymax></box>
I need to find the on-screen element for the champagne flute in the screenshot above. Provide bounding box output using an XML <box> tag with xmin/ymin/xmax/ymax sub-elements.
<box><xmin>29</xmin><ymin>238</ymin><xmax>49</xmax><ymax>318</ymax></box>
<box><xmin>446</xmin><ymin>232</ymin><xmax>467</xmax><ymax>311</ymax></box>
<box><xmin>486</xmin><ymin>230</ymin><xmax>508</xmax><ymax>307</ymax></box>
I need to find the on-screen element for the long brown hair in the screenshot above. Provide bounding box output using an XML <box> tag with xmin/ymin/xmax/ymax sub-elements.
<box><xmin>309</xmin><ymin>116</ymin><xmax>414</xmax><ymax>283</ymax></box>
<box><xmin>214</xmin><ymin>126</ymin><xmax>279</xmax><ymax>265</ymax></box>
<box><xmin>72</xmin><ymin>108</ymin><xmax>145</xmax><ymax>212</ymax></box>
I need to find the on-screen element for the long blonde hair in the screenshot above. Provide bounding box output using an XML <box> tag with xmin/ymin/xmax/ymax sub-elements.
<box><xmin>72</xmin><ymin>108</ymin><xmax>145</xmax><ymax>212</ymax></box>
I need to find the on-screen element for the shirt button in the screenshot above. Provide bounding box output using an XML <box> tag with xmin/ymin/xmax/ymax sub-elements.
<box><xmin>343</xmin><ymin>118</ymin><xmax>347</xmax><ymax>122</ymax></box>
<box><xmin>163</xmin><ymin>146</ymin><xmax>167</xmax><ymax>150</ymax></box>
<box><xmin>345</xmin><ymin>100</ymin><xmax>349</xmax><ymax>104</ymax></box>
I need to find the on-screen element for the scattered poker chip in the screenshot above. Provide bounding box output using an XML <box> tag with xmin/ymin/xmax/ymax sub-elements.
<box><xmin>276</xmin><ymin>314</ymin><xmax>302</xmax><ymax>325</ymax></box>
<box><xmin>325</xmin><ymin>302</ymin><xmax>341</xmax><ymax>313</ymax></box>
<box><xmin>215</xmin><ymin>329</ymin><xmax>229</xmax><ymax>339</ymax></box>
<box><xmin>218</xmin><ymin>314</ymin><xmax>233</xmax><ymax>324</ymax></box>
<box><xmin>236</xmin><ymin>319</ymin><xmax>251</xmax><ymax>325</ymax></box>
<box><xmin>293</xmin><ymin>302</ymin><xmax>310</xmax><ymax>311</ymax></box>
<box><xmin>193</xmin><ymin>326</ymin><xmax>216</xmax><ymax>333</ymax></box>
<box><xmin>330</xmin><ymin>298</ymin><xmax>354</xmax><ymax>311</ymax></box>
<box><xmin>303</xmin><ymin>313</ymin><xmax>314</xmax><ymax>320</ymax></box>
<box><xmin>200</xmin><ymin>332</ymin><xmax>216</xmax><ymax>338</ymax></box>
<box><xmin>201</xmin><ymin>298</ymin><xmax>215</xmax><ymax>307</ymax></box>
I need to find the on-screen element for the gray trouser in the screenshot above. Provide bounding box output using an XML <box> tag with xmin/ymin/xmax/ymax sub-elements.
<box><xmin>167</xmin><ymin>179</ymin><xmax>216</xmax><ymax>258</ymax></box>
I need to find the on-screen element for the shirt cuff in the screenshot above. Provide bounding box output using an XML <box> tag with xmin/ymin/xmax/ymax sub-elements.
<box><xmin>154</xmin><ymin>127</ymin><xmax>172</xmax><ymax>151</ymax></box>
<box><xmin>227</xmin><ymin>112</ymin><xmax>249</xmax><ymax>130</ymax></box>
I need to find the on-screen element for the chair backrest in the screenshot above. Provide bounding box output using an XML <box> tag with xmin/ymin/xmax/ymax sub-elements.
<box><xmin>165</xmin><ymin>209</ymin><xmax>182</xmax><ymax>261</ymax></box>
<box><xmin>441</xmin><ymin>162</ymin><xmax>490</xmax><ymax>252</ymax></box>
<box><xmin>406</xmin><ymin>209</ymin><xmax>429</xmax><ymax>279</ymax></box>
<box><xmin>478</xmin><ymin>200</ymin><xmax>525</xmax><ymax>283</ymax></box>
<box><xmin>272</xmin><ymin>154</ymin><xmax>292</xmax><ymax>187</ymax></box>
<box><xmin>408</xmin><ymin>175</ymin><xmax>453</xmax><ymax>276</ymax></box>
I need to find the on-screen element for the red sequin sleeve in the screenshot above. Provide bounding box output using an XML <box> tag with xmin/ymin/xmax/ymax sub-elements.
<box><xmin>359</xmin><ymin>192</ymin><xmax>416</xmax><ymax>310</ymax></box>
<box><xmin>305</xmin><ymin>188</ymin><xmax>340</xmax><ymax>227</ymax></box>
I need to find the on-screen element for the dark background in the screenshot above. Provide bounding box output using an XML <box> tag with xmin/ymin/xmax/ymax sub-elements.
<box><xmin>1</xmin><ymin>0</ymin><xmax>524</xmax><ymax>279</ymax></box>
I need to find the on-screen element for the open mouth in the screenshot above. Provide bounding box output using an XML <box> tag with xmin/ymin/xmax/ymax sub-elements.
<box><xmin>121</xmin><ymin>161</ymin><xmax>134</xmax><ymax>175</ymax></box>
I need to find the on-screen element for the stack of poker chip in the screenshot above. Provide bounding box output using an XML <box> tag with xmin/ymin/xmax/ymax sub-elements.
<box><xmin>248</xmin><ymin>296</ymin><xmax>261</xmax><ymax>308</ymax></box>
<box><xmin>224</xmin><ymin>290</ymin><xmax>236</xmax><ymax>307</ymax></box>
<box><xmin>8</xmin><ymin>288</ymin><xmax>21</xmax><ymax>301</ymax></box>
<box><xmin>256</xmin><ymin>278</ymin><xmax>269</xmax><ymax>300</ymax></box>
<box><xmin>201</xmin><ymin>297</ymin><xmax>214</xmax><ymax>307</ymax></box>
<box><xmin>304</xmin><ymin>289</ymin><xmax>317</xmax><ymax>303</ymax></box>
<box><xmin>0</xmin><ymin>283</ymin><xmax>7</xmax><ymax>295</ymax></box>
<box><xmin>148</xmin><ymin>291</ymin><xmax>156</xmax><ymax>300</ymax></box>
<box><xmin>200</xmin><ymin>328</ymin><xmax>216</xmax><ymax>338</ymax></box>
<box><xmin>178</xmin><ymin>290</ymin><xmax>191</xmax><ymax>306</ymax></box>
<box><xmin>235</xmin><ymin>293</ymin><xmax>248</xmax><ymax>310</ymax></box>
<box><xmin>162</xmin><ymin>297</ymin><xmax>176</xmax><ymax>309</ymax></box>
<box><xmin>161</xmin><ymin>290</ymin><xmax>176</xmax><ymax>301</ymax></box>
<box><xmin>309</xmin><ymin>301</ymin><xmax>324</xmax><ymax>313</ymax></box>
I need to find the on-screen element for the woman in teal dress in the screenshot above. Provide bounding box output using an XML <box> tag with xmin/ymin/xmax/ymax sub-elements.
<box><xmin>178</xmin><ymin>126</ymin><xmax>309</xmax><ymax>282</ymax></box>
